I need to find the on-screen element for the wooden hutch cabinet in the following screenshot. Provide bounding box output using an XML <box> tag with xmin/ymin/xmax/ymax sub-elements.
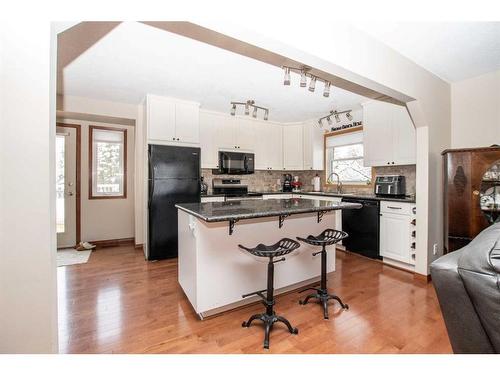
<box><xmin>443</xmin><ymin>146</ymin><xmax>500</xmax><ymax>253</ymax></box>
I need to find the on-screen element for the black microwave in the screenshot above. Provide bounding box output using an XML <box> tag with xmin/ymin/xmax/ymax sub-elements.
<box><xmin>217</xmin><ymin>151</ymin><xmax>255</xmax><ymax>175</ymax></box>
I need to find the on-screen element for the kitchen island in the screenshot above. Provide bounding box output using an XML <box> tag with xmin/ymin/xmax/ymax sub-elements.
<box><xmin>175</xmin><ymin>198</ymin><xmax>361</xmax><ymax>318</ymax></box>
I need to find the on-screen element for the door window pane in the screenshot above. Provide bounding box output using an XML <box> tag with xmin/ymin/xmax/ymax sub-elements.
<box><xmin>56</xmin><ymin>135</ymin><xmax>65</xmax><ymax>233</ymax></box>
<box><xmin>90</xmin><ymin>127</ymin><xmax>127</xmax><ymax>198</ymax></box>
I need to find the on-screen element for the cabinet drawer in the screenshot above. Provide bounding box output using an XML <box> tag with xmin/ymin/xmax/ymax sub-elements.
<box><xmin>201</xmin><ymin>196</ymin><xmax>225</xmax><ymax>203</ymax></box>
<box><xmin>380</xmin><ymin>201</ymin><xmax>414</xmax><ymax>215</ymax></box>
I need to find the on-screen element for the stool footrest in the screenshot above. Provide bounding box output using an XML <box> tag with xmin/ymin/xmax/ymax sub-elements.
<box><xmin>242</xmin><ymin>289</ymin><xmax>267</xmax><ymax>299</ymax></box>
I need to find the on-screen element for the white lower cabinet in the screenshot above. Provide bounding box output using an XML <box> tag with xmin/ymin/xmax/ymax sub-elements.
<box><xmin>379</xmin><ymin>201</ymin><xmax>416</xmax><ymax>264</ymax></box>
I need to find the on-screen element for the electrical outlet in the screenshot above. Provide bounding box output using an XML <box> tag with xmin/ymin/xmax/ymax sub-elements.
<box><xmin>433</xmin><ymin>244</ymin><xmax>438</xmax><ymax>255</ymax></box>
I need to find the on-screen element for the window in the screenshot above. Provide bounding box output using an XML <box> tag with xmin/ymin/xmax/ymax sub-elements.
<box><xmin>325</xmin><ymin>129</ymin><xmax>371</xmax><ymax>184</ymax></box>
<box><xmin>89</xmin><ymin>126</ymin><xmax>127</xmax><ymax>199</ymax></box>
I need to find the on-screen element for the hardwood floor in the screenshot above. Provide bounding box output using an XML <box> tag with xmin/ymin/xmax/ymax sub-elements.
<box><xmin>57</xmin><ymin>245</ymin><xmax>452</xmax><ymax>354</ymax></box>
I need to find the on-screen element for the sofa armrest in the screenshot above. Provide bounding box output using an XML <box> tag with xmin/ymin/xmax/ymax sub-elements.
<box><xmin>430</xmin><ymin>249</ymin><xmax>495</xmax><ymax>353</ymax></box>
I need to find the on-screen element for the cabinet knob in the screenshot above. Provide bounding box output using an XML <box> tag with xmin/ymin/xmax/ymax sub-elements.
<box><xmin>392</xmin><ymin>162</ymin><xmax>395</xmax><ymax>164</ymax></box>
<box><xmin>172</xmin><ymin>137</ymin><xmax>175</xmax><ymax>140</ymax></box>
<box><xmin>472</xmin><ymin>190</ymin><xmax>480</xmax><ymax>196</ymax></box>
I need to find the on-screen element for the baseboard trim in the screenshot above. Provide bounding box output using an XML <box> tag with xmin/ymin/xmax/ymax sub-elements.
<box><xmin>134</xmin><ymin>243</ymin><xmax>144</xmax><ymax>251</ymax></box>
<box><xmin>413</xmin><ymin>273</ymin><xmax>432</xmax><ymax>283</ymax></box>
<box><xmin>92</xmin><ymin>237</ymin><xmax>135</xmax><ymax>249</ymax></box>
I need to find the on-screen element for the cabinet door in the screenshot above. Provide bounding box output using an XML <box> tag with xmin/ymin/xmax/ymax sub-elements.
<box><xmin>236</xmin><ymin>118</ymin><xmax>257</xmax><ymax>151</ymax></box>
<box><xmin>175</xmin><ymin>102</ymin><xmax>200</xmax><ymax>144</ymax></box>
<box><xmin>283</xmin><ymin>124</ymin><xmax>304</xmax><ymax>170</ymax></box>
<box><xmin>215</xmin><ymin>115</ymin><xmax>237</xmax><ymax>150</ymax></box>
<box><xmin>199</xmin><ymin>111</ymin><xmax>219</xmax><ymax>169</ymax></box>
<box><xmin>380</xmin><ymin>212</ymin><xmax>411</xmax><ymax>263</ymax></box>
<box><xmin>147</xmin><ymin>95</ymin><xmax>176</xmax><ymax>142</ymax></box>
<box><xmin>303</xmin><ymin>123</ymin><xmax>313</xmax><ymax>170</ymax></box>
<box><xmin>392</xmin><ymin>105</ymin><xmax>416</xmax><ymax>165</ymax></box>
<box><xmin>363</xmin><ymin>102</ymin><xmax>394</xmax><ymax>167</ymax></box>
<box><xmin>267</xmin><ymin>124</ymin><xmax>283</xmax><ymax>170</ymax></box>
<box><xmin>303</xmin><ymin>122</ymin><xmax>324</xmax><ymax>170</ymax></box>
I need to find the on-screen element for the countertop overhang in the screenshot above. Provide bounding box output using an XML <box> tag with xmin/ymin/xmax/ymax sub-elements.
<box><xmin>176</xmin><ymin>198</ymin><xmax>362</xmax><ymax>222</ymax></box>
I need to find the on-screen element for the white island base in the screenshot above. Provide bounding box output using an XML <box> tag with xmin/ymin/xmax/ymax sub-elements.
<box><xmin>178</xmin><ymin>209</ymin><xmax>337</xmax><ymax>318</ymax></box>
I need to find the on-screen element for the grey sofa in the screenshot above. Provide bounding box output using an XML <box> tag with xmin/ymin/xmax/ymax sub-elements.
<box><xmin>430</xmin><ymin>222</ymin><xmax>500</xmax><ymax>353</ymax></box>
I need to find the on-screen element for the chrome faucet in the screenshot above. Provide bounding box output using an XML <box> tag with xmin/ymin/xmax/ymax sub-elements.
<box><xmin>327</xmin><ymin>172</ymin><xmax>343</xmax><ymax>194</ymax></box>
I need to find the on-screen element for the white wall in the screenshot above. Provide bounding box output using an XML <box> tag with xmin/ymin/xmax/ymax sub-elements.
<box><xmin>451</xmin><ymin>69</ymin><xmax>500</xmax><ymax>148</ymax></box>
<box><xmin>0</xmin><ymin>21</ymin><xmax>58</xmax><ymax>353</ymax></box>
<box><xmin>57</xmin><ymin>119</ymin><xmax>136</xmax><ymax>242</ymax></box>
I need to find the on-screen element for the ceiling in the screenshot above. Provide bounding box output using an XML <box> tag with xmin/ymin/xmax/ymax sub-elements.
<box><xmin>60</xmin><ymin>21</ymin><xmax>368</xmax><ymax>123</ymax></box>
<box><xmin>355</xmin><ymin>22</ymin><xmax>500</xmax><ymax>83</ymax></box>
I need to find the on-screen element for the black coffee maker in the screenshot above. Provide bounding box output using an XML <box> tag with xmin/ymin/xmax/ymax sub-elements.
<box><xmin>282</xmin><ymin>174</ymin><xmax>293</xmax><ymax>192</ymax></box>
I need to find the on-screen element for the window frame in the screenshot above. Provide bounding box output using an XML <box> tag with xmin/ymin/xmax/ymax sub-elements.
<box><xmin>88</xmin><ymin>125</ymin><xmax>128</xmax><ymax>200</ymax></box>
<box><xmin>323</xmin><ymin>126</ymin><xmax>373</xmax><ymax>187</ymax></box>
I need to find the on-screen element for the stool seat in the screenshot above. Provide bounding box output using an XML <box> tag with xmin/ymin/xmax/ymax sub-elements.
<box><xmin>238</xmin><ymin>238</ymin><xmax>300</xmax><ymax>258</ymax></box>
<box><xmin>296</xmin><ymin>228</ymin><xmax>349</xmax><ymax>319</ymax></box>
<box><xmin>297</xmin><ymin>228</ymin><xmax>348</xmax><ymax>247</ymax></box>
<box><xmin>239</xmin><ymin>238</ymin><xmax>300</xmax><ymax>349</ymax></box>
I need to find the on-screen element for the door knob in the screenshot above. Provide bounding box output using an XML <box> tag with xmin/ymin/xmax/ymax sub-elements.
<box><xmin>68</xmin><ymin>191</ymin><xmax>74</xmax><ymax>196</ymax></box>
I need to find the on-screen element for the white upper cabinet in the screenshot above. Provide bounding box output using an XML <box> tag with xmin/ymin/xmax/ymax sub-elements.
<box><xmin>175</xmin><ymin>101</ymin><xmax>200</xmax><ymax>144</ymax></box>
<box><xmin>362</xmin><ymin>101</ymin><xmax>416</xmax><ymax>167</ymax></box>
<box><xmin>255</xmin><ymin>121</ymin><xmax>283</xmax><ymax>170</ymax></box>
<box><xmin>199</xmin><ymin>111</ymin><xmax>219</xmax><ymax>169</ymax></box>
<box><xmin>236</xmin><ymin>117</ymin><xmax>258</xmax><ymax>151</ymax></box>
<box><xmin>147</xmin><ymin>95</ymin><xmax>176</xmax><ymax>142</ymax></box>
<box><xmin>146</xmin><ymin>95</ymin><xmax>200</xmax><ymax>145</ymax></box>
<box><xmin>283</xmin><ymin>124</ymin><xmax>304</xmax><ymax>170</ymax></box>
<box><xmin>303</xmin><ymin>121</ymin><xmax>324</xmax><ymax>170</ymax></box>
<box><xmin>392</xmin><ymin>105</ymin><xmax>416</xmax><ymax>165</ymax></box>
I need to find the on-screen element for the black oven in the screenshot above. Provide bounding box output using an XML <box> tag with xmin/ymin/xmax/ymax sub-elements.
<box><xmin>217</xmin><ymin>151</ymin><xmax>254</xmax><ymax>174</ymax></box>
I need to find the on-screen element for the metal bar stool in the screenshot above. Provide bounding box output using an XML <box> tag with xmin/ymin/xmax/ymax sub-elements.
<box><xmin>297</xmin><ymin>229</ymin><xmax>349</xmax><ymax>319</ymax></box>
<box><xmin>239</xmin><ymin>238</ymin><xmax>300</xmax><ymax>349</ymax></box>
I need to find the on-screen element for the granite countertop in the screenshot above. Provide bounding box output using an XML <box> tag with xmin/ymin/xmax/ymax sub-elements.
<box><xmin>202</xmin><ymin>191</ymin><xmax>416</xmax><ymax>203</ymax></box>
<box><xmin>176</xmin><ymin>198</ymin><xmax>362</xmax><ymax>222</ymax></box>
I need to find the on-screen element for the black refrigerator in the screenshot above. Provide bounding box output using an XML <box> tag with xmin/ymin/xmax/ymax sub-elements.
<box><xmin>148</xmin><ymin>144</ymin><xmax>201</xmax><ymax>260</ymax></box>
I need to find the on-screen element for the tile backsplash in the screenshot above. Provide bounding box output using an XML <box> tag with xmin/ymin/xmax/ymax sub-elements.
<box><xmin>202</xmin><ymin>164</ymin><xmax>416</xmax><ymax>196</ymax></box>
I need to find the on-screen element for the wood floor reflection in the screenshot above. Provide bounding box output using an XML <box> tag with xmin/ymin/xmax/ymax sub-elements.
<box><xmin>57</xmin><ymin>246</ymin><xmax>452</xmax><ymax>353</ymax></box>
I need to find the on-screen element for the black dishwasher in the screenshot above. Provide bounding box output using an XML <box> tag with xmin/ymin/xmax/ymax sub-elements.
<box><xmin>341</xmin><ymin>198</ymin><xmax>381</xmax><ymax>260</ymax></box>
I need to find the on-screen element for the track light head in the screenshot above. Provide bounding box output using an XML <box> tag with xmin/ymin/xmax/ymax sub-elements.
<box><xmin>308</xmin><ymin>76</ymin><xmax>316</xmax><ymax>92</ymax></box>
<box><xmin>230</xmin><ymin>104</ymin><xmax>236</xmax><ymax>116</ymax></box>
<box><xmin>334</xmin><ymin>113</ymin><xmax>341</xmax><ymax>123</ymax></box>
<box><xmin>300</xmin><ymin>70</ymin><xmax>307</xmax><ymax>87</ymax></box>
<box><xmin>323</xmin><ymin>82</ymin><xmax>331</xmax><ymax>98</ymax></box>
<box><xmin>264</xmin><ymin>110</ymin><xmax>269</xmax><ymax>121</ymax></box>
<box><xmin>346</xmin><ymin>112</ymin><xmax>353</xmax><ymax>121</ymax></box>
<box><xmin>244</xmin><ymin>103</ymin><xmax>250</xmax><ymax>115</ymax></box>
<box><xmin>283</xmin><ymin>67</ymin><xmax>291</xmax><ymax>86</ymax></box>
<box><xmin>327</xmin><ymin>116</ymin><xmax>332</xmax><ymax>126</ymax></box>
<box><xmin>318</xmin><ymin>119</ymin><xmax>323</xmax><ymax>128</ymax></box>
<box><xmin>252</xmin><ymin>107</ymin><xmax>258</xmax><ymax>118</ymax></box>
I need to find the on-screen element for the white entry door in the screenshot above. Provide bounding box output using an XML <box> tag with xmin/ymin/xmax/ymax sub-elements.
<box><xmin>56</xmin><ymin>125</ymin><xmax>78</xmax><ymax>248</ymax></box>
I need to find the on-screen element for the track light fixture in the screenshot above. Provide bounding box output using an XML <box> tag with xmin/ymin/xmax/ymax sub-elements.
<box><xmin>323</xmin><ymin>82</ymin><xmax>331</xmax><ymax>98</ymax></box>
<box><xmin>300</xmin><ymin>69</ymin><xmax>307</xmax><ymax>87</ymax></box>
<box><xmin>281</xmin><ymin>65</ymin><xmax>333</xmax><ymax>98</ymax></box>
<box><xmin>283</xmin><ymin>67</ymin><xmax>291</xmax><ymax>86</ymax></box>
<box><xmin>317</xmin><ymin>109</ymin><xmax>354</xmax><ymax>128</ymax></box>
<box><xmin>308</xmin><ymin>76</ymin><xmax>316</xmax><ymax>92</ymax></box>
<box><xmin>230</xmin><ymin>100</ymin><xmax>270</xmax><ymax>121</ymax></box>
